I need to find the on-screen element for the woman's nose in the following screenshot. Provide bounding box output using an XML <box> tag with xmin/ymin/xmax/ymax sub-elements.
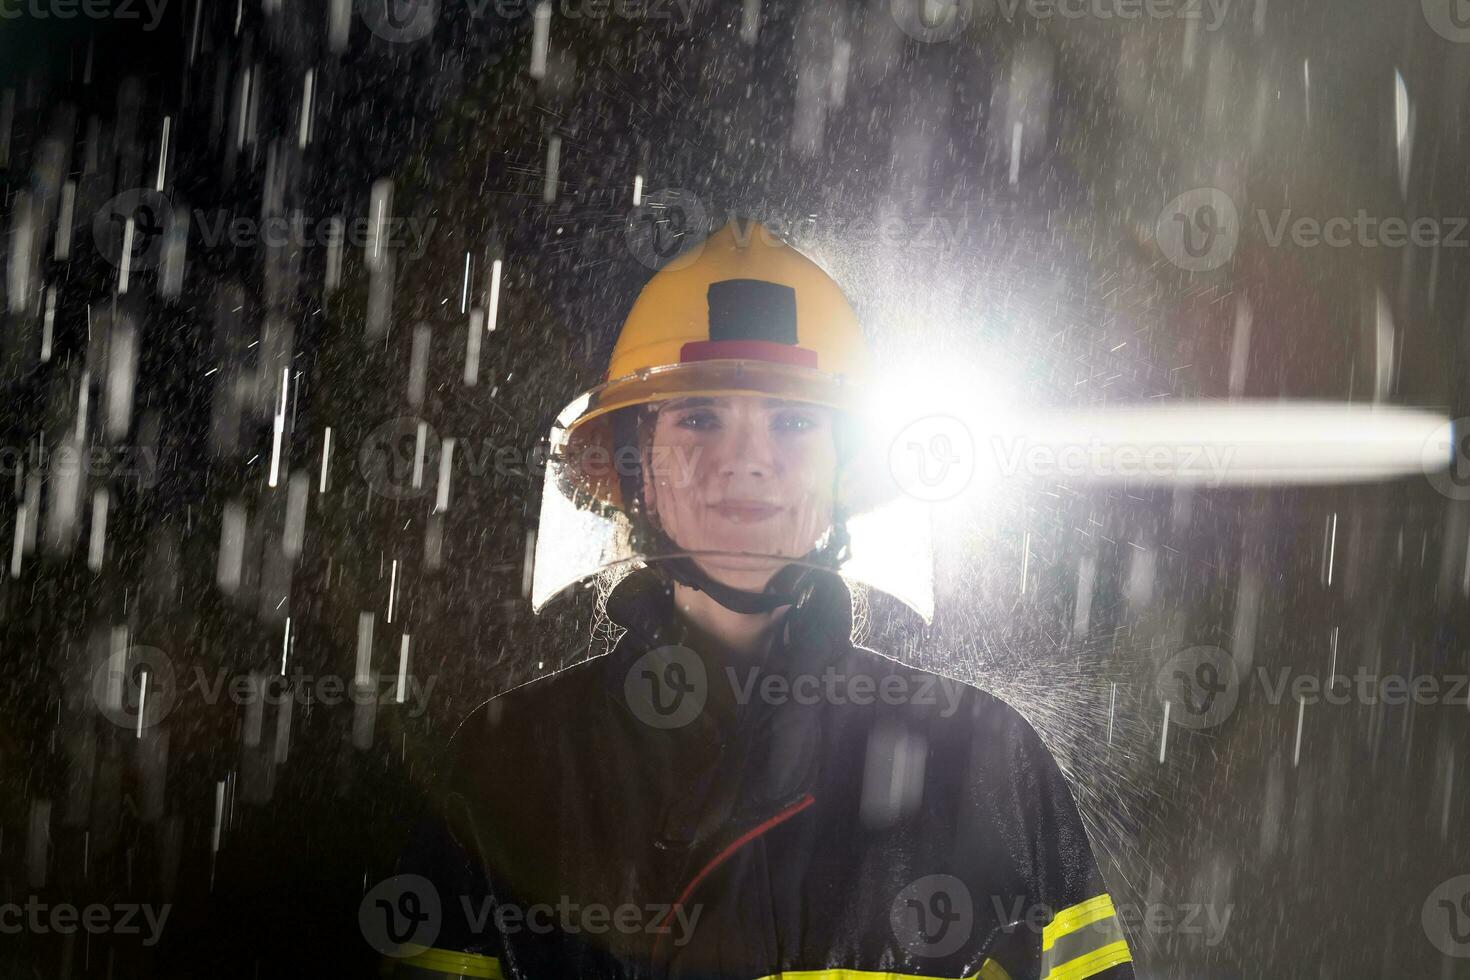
<box><xmin>718</xmin><ymin>416</ymin><xmax>776</xmax><ymax>478</ymax></box>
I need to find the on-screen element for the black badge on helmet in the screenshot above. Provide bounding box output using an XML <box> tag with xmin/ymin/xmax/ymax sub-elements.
<box><xmin>707</xmin><ymin>279</ymin><xmax>798</xmax><ymax>345</ymax></box>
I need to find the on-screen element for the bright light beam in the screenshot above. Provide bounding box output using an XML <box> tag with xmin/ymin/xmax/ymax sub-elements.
<box><xmin>985</xmin><ymin>401</ymin><xmax>1454</xmax><ymax>485</ymax></box>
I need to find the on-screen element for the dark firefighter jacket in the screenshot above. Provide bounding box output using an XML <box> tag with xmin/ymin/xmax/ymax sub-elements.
<box><xmin>381</xmin><ymin>569</ymin><xmax>1135</xmax><ymax>980</ymax></box>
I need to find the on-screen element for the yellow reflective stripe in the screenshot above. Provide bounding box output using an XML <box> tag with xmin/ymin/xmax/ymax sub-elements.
<box><xmin>381</xmin><ymin>956</ymin><xmax>1014</xmax><ymax>980</ymax></box>
<box><xmin>1042</xmin><ymin>894</ymin><xmax>1118</xmax><ymax>952</ymax></box>
<box><xmin>752</xmin><ymin>962</ymin><xmax>1010</xmax><ymax>980</ymax></box>
<box><xmin>977</xmin><ymin>958</ymin><xmax>1015</xmax><ymax>980</ymax></box>
<box><xmin>383</xmin><ymin>945</ymin><xmax>503</xmax><ymax>979</ymax></box>
<box><xmin>1042</xmin><ymin>939</ymin><xmax>1132</xmax><ymax>980</ymax></box>
<box><xmin>754</xmin><ymin>972</ymin><xmax>940</xmax><ymax>979</ymax></box>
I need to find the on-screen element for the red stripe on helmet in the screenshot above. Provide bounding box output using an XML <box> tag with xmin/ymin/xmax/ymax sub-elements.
<box><xmin>679</xmin><ymin>340</ymin><xmax>818</xmax><ymax>368</ymax></box>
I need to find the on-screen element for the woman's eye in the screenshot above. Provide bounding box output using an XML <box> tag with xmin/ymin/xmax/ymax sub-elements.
<box><xmin>675</xmin><ymin>410</ymin><xmax>720</xmax><ymax>430</ymax></box>
<box><xmin>773</xmin><ymin>412</ymin><xmax>818</xmax><ymax>432</ymax></box>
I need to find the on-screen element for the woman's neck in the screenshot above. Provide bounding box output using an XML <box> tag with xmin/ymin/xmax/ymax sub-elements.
<box><xmin>672</xmin><ymin>582</ymin><xmax>788</xmax><ymax>658</ymax></box>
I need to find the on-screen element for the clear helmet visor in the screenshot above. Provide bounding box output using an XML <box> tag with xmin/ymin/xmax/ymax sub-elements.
<box><xmin>529</xmin><ymin>361</ymin><xmax>935</xmax><ymax>622</ymax></box>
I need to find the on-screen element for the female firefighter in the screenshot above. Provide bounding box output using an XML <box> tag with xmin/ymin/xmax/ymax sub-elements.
<box><xmin>379</xmin><ymin>220</ymin><xmax>1135</xmax><ymax>980</ymax></box>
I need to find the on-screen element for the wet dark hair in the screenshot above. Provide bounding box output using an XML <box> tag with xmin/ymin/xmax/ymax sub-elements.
<box><xmin>610</xmin><ymin>404</ymin><xmax>658</xmax><ymax>551</ymax></box>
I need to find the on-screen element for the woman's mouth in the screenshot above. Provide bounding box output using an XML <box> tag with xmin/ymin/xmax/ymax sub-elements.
<box><xmin>711</xmin><ymin>500</ymin><xmax>783</xmax><ymax>523</ymax></box>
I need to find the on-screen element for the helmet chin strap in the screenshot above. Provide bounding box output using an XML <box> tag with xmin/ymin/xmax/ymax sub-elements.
<box><xmin>663</xmin><ymin>557</ymin><xmax>814</xmax><ymax>615</ymax></box>
<box><xmin>658</xmin><ymin>519</ymin><xmax>852</xmax><ymax>616</ymax></box>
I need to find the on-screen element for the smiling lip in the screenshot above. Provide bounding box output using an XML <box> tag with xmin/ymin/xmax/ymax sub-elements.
<box><xmin>712</xmin><ymin>501</ymin><xmax>783</xmax><ymax>523</ymax></box>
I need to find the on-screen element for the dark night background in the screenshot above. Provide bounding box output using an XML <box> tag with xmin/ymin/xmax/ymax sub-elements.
<box><xmin>4</xmin><ymin>0</ymin><xmax>1470</xmax><ymax>976</ymax></box>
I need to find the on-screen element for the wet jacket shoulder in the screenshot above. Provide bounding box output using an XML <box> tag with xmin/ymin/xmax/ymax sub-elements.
<box><xmin>382</xmin><ymin>571</ymin><xmax>1134</xmax><ymax>980</ymax></box>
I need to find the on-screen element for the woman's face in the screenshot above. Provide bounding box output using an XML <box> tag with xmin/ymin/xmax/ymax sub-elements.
<box><xmin>643</xmin><ymin>394</ymin><xmax>838</xmax><ymax>591</ymax></box>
